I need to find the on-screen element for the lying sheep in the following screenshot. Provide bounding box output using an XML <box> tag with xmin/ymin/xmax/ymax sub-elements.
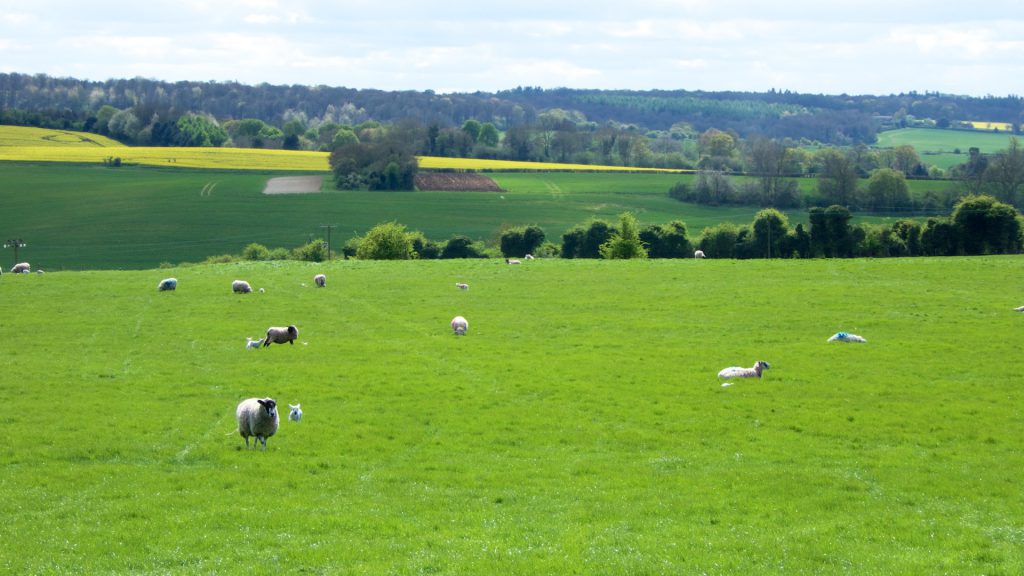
<box><xmin>263</xmin><ymin>325</ymin><xmax>299</xmax><ymax>346</ymax></box>
<box><xmin>313</xmin><ymin>274</ymin><xmax>326</xmax><ymax>288</ymax></box>
<box><xmin>455</xmin><ymin>282</ymin><xmax>469</xmax><ymax>290</ymax></box>
<box><xmin>232</xmin><ymin>279</ymin><xmax>252</xmax><ymax>294</ymax></box>
<box><xmin>451</xmin><ymin>315</ymin><xmax>468</xmax><ymax>336</ymax></box>
<box><xmin>506</xmin><ymin>258</ymin><xmax>521</xmax><ymax>265</ymax></box>
<box><xmin>157</xmin><ymin>277</ymin><xmax>177</xmax><ymax>291</ymax></box>
<box><xmin>694</xmin><ymin>250</ymin><xmax>706</xmax><ymax>259</ymax></box>
<box><xmin>11</xmin><ymin>262</ymin><xmax>30</xmax><ymax>274</ymax></box>
<box><xmin>718</xmin><ymin>361</ymin><xmax>770</xmax><ymax>380</ymax></box>
<box><xmin>524</xmin><ymin>254</ymin><xmax>535</xmax><ymax>260</ymax></box>
<box><xmin>288</xmin><ymin>403</ymin><xmax>303</xmax><ymax>422</ymax></box>
<box><xmin>1015</xmin><ymin>306</ymin><xmax>1024</xmax><ymax>312</ymax></box>
<box><xmin>246</xmin><ymin>336</ymin><xmax>264</xmax><ymax>349</ymax></box>
<box><xmin>235</xmin><ymin>397</ymin><xmax>279</xmax><ymax>449</ymax></box>
<box><xmin>828</xmin><ymin>331</ymin><xmax>867</xmax><ymax>343</ymax></box>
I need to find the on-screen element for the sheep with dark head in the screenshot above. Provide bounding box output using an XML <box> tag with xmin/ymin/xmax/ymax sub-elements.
<box><xmin>235</xmin><ymin>397</ymin><xmax>279</xmax><ymax>449</ymax></box>
<box><xmin>263</xmin><ymin>325</ymin><xmax>299</xmax><ymax>346</ymax></box>
<box><xmin>11</xmin><ymin>262</ymin><xmax>30</xmax><ymax>274</ymax></box>
<box><xmin>232</xmin><ymin>279</ymin><xmax>252</xmax><ymax>294</ymax></box>
<box><xmin>157</xmin><ymin>277</ymin><xmax>177</xmax><ymax>291</ymax></box>
<box><xmin>314</xmin><ymin>274</ymin><xmax>326</xmax><ymax>288</ymax></box>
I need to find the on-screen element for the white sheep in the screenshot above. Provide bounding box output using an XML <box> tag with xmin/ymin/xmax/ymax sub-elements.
<box><xmin>263</xmin><ymin>325</ymin><xmax>299</xmax><ymax>346</ymax></box>
<box><xmin>455</xmin><ymin>282</ymin><xmax>469</xmax><ymax>290</ymax></box>
<box><xmin>1015</xmin><ymin>306</ymin><xmax>1024</xmax><ymax>312</ymax></box>
<box><xmin>157</xmin><ymin>277</ymin><xmax>177</xmax><ymax>291</ymax></box>
<box><xmin>694</xmin><ymin>250</ymin><xmax>706</xmax><ymax>259</ymax></box>
<box><xmin>451</xmin><ymin>315</ymin><xmax>468</xmax><ymax>336</ymax></box>
<box><xmin>246</xmin><ymin>336</ymin><xmax>264</xmax><ymax>349</ymax></box>
<box><xmin>506</xmin><ymin>258</ymin><xmax>521</xmax><ymax>265</ymax></box>
<box><xmin>717</xmin><ymin>361</ymin><xmax>770</xmax><ymax>380</ymax></box>
<box><xmin>232</xmin><ymin>279</ymin><xmax>253</xmax><ymax>294</ymax></box>
<box><xmin>314</xmin><ymin>274</ymin><xmax>326</xmax><ymax>288</ymax></box>
<box><xmin>288</xmin><ymin>403</ymin><xmax>303</xmax><ymax>422</ymax></box>
<box><xmin>11</xmin><ymin>262</ymin><xmax>30</xmax><ymax>273</ymax></box>
<box><xmin>258</xmin><ymin>287</ymin><xmax>265</xmax><ymax>294</ymax></box>
<box><xmin>828</xmin><ymin>331</ymin><xmax>867</xmax><ymax>343</ymax></box>
<box><xmin>524</xmin><ymin>254</ymin><xmax>535</xmax><ymax>260</ymax></box>
<box><xmin>236</xmin><ymin>397</ymin><xmax>279</xmax><ymax>449</ymax></box>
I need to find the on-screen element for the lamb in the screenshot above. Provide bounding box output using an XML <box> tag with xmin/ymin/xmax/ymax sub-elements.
<box><xmin>506</xmin><ymin>258</ymin><xmax>521</xmax><ymax>265</ymax></box>
<box><xmin>455</xmin><ymin>282</ymin><xmax>469</xmax><ymax>290</ymax></box>
<box><xmin>694</xmin><ymin>250</ymin><xmax>706</xmax><ymax>259</ymax></box>
<box><xmin>451</xmin><ymin>315</ymin><xmax>468</xmax><ymax>336</ymax></box>
<box><xmin>717</xmin><ymin>361</ymin><xmax>770</xmax><ymax>380</ymax></box>
<box><xmin>11</xmin><ymin>262</ymin><xmax>30</xmax><ymax>273</ymax></box>
<box><xmin>246</xmin><ymin>336</ymin><xmax>264</xmax><ymax>349</ymax></box>
<box><xmin>314</xmin><ymin>274</ymin><xmax>326</xmax><ymax>288</ymax></box>
<box><xmin>263</xmin><ymin>325</ymin><xmax>299</xmax><ymax>346</ymax></box>
<box><xmin>232</xmin><ymin>279</ymin><xmax>253</xmax><ymax>294</ymax></box>
<box><xmin>828</xmin><ymin>331</ymin><xmax>867</xmax><ymax>343</ymax></box>
<box><xmin>157</xmin><ymin>277</ymin><xmax>177</xmax><ymax>291</ymax></box>
<box><xmin>235</xmin><ymin>397</ymin><xmax>279</xmax><ymax>449</ymax></box>
<box><xmin>288</xmin><ymin>403</ymin><xmax>303</xmax><ymax>422</ymax></box>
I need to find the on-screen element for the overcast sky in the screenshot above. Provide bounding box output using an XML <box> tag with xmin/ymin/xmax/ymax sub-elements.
<box><xmin>2</xmin><ymin>0</ymin><xmax>1023</xmax><ymax>97</ymax></box>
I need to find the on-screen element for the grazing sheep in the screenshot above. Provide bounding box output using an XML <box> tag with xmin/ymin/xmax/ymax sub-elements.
<box><xmin>246</xmin><ymin>336</ymin><xmax>264</xmax><ymax>349</ymax></box>
<box><xmin>235</xmin><ymin>397</ymin><xmax>279</xmax><ymax>449</ymax></box>
<box><xmin>1015</xmin><ymin>306</ymin><xmax>1024</xmax><ymax>312</ymax></box>
<box><xmin>314</xmin><ymin>274</ymin><xmax>326</xmax><ymax>288</ymax></box>
<box><xmin>157</xmin><ymin>277</ymin><xmax>177</xmax><ymax>291</ymax></box>
<box><xmin>232</xmin><ymin>279</ymin><xmax>253</xmax><ymax>294</ymax></box>
<box><xmin>451</xmin><ymin>315</ymin><xmax>468</xmax><ymax>336</ymax></box>
<box><xmin>524</xmin><ymin>254</ymin><xmax>535</xmax><ymax>260</ymax></box>
<box><xmin>828</xmin><ymin>331</ymin><xmax>867</xmax><ymax>343</ymax></box>
<box><xmin>694</xmin><ymin>250</ymin><xmax>706</xmax><ymax>259</ymax></box>
<box><xmin>11</xmin><ymin>262</ymin><xmax>30</xmax><ymax>273</ymax></box>
<box><xmin>455</xmin><ymin>282</ymin><xmax>469</xmax><ymax>290</ymax></box>
<box><xmin>263</xmin><ymin>325</ymin><xmax>299</xmax><ymax>346</ymax></box>
<box><xmin>717</xmin><ymin>361</ymin><xmax>770</xmax><ymax>380</ymax></box>
<box><xmin>506</xmin><ymin>258</ymin><xmax>521</xmax><ymax>265</ymax></box>
<box><xmin>288</xmin><ymin>403</ymin><xmax>303</xmax><ymax>422</ymax></box>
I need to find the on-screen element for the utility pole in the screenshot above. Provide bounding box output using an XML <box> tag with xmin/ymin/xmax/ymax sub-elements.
<box><xmin>320</xmin><ymin>224</ymin><xmax>336</xmax><ymax>261</ymax></box>
<box><xmin>4</xmin><ymin>238</ymin><xmax>26</xmax><ymax>266</ymax></box>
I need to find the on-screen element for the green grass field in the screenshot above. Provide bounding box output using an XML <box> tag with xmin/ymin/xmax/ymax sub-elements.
<box><xmin>876</xmin><ymin>128</ymin><xmax>1019</xmax><ymax>170</ymax></box>
<box><xmin>1</xmin><ymin>257</ymin><xmax>1022</xmax><ymax>574</ymax></box>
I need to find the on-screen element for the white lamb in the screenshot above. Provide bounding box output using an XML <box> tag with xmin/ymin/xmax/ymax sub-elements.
<box><xmin>264</xmin><ymin>325</ymin><xmax>299</xmax><ymax>346</ymax></box>
<box><xmin>232</xmin><ymin>279</ymin><xmax>253</xmax><ymax>294</ymax></box>
<box><xmin>235</xmin><ymin>397</ymin><xmax>280</xmax><ymax>449</ymax></box>
<box><xmin>314</xmin><ymin>274</ymin><xmax>326</xmax><ymax>288</ymax></box>
<box><xmin>455</xmin><ymin>282</ymin><xmax>469</xmax><ymax>290</ymax></box>
<box><xmin>246</xmin><ymin>336</ymin><xmax>264</xmax><ymax>349</ymax></box>
<box><xmin>451</xmin><ymin>315</ymin><xmax>468</xmax><ymax>336</ymax></box>
<box><xmin>828</xmin><ymin>332</ymin><xmax>867</xmax><ymax>343</ymax></box>
<box><xmin>288</xmin><ymin>403</ymin><xmax>303</xmax><ymax>422</ymax></box>
<box><xmin>694</xmin><ymin>250</ymin><xmax>706</xmax><ymax>259</ymax></box>
<box><xmin>718</xmin><ymin>361</ymin><xmax>770</xmax><ymax>380</ymax></box>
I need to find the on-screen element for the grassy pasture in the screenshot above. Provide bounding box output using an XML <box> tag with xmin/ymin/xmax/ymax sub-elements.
<box><xmin>876</xmin><ymin>128</ymin><xmax>1018</xmax><ymax>170</ymax></box>
<box><xmin>0</xmin><ymin>257</ymin><xmax>1022</xmax><ymax>574</ymax></box>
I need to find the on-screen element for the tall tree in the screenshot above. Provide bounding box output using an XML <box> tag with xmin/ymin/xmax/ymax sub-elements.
<box><xmin>600</xmin><ymin>213</ymin><xmax>648</xmax><ymax>259</ymax></box>
<box><xmin>816</xmin><ymin>148</ymin><xmax>859</xmax><ymax>207</ymax></box>
<box><xmin>984</xmin><ymin>137</ymin><xmax>1024</xmax><ymax>208</ymax></box>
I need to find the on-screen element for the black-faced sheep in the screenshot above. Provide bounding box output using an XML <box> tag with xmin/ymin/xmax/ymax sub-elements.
<box><xmin>506</xmin><ymin>258</ymin><xmax>521</xmax><ymax>265</ymax></box>
<box><xmin>314</xmin><ymin>274</ymin><xmax>326</xmax><ymax>288</ymax></box>
<box><xmin>451</xmin><ymin>316</ymin><xmax>468</xmax><ymax>336</ymax></box>
<box><xmin>235</xmin><ymin>397</ymin><xmax>279</xmax><ymax>449</ymax></box>
<box><xmin>232</xmin><ymin>279</ymin><xmax>252</xmax><ymax>294</ymax></box>
<box><xmin>157</xmin><ymin>277</ymin><xmax>177</xmax><ymax>291</ymax></box>
<box><xmin>718</xmin><ymin>361</ymin><xmax>770</xmax><ymax>380</ymax></box>
<box><xmin>455</xmin><ymin>282</ymin><xmax>469</xmax><ymax>290</ymax></box>
<box><xmin>828</xmin><ymin>332</ymin><xmax>867</xmax><ymax>343</ymax></box>
<box><xmin>263</xmin><ymin>325</ymin><xmax>298</xmax><ymax>346</ymax></box>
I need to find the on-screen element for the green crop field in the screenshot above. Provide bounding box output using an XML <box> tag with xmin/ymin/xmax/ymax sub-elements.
<box><xmin>876</xmin><ymin>128</ymin><xmax>1018</xmax><ymax>170</ymax></box>
<box><xmin>1</xmin><ymin>257</ymin><xmax>1022</xmax><ymax>574</ymax></box>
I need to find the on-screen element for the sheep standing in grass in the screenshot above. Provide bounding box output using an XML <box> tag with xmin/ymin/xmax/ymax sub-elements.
<box><xmin>455</xmin><ymin>282</ymin><xmax>469</xmax><ymax>290</ymax></box>
<box><xmin>157</xmin><ymin>277</ymin><xmax>177</xmax><ymax>291</ymax></box>
<box><xmin>828</xmin><ymin>331</ymin><xmax>867</xmax><ymax>343</ymax></box>
<box><xmin>288</xmin><ymin>403</ymin><xmax>303</xmax><ymax>422</ymax></box>
<box><xmin>451</xmin><ymin>315</ymin><xmax>468</xmax><ymax>336</ymax></box>
<box><xmin>314</xmin><ymin>274</ymin><xmax>326</xmax><ymax>288</ymax></box>
<box><xmin>263</xmin><ymin>325</ymin><xmax>299</xmax><ymax>346</ymax></box>
<box><xmin>235</xmin><ymin>397</ymin><xmax>279</xmax><ymax>449</ymax></box>
<box><xmin>232</xmin><ymin>279</ymin><xmax>253</xmax><ymax>294</ymax></box>
<box><xmin>718</xmin><ymin>361</ymin><xmax>770</xmax><ymax>380</ymax></box>
<box><xmin>246</xmin><ymin>336</ymin><xmax>264</xmax><ymax>349</ymax></box>
<box><xmin>11</xmin><ymin>262</ymin><xmax>30</xmax><ymax>274</ymax></box>
<box><xmin>694</xmin><ymin>250</ymin><xmax>706</xmax><ymax>259</ymax></box>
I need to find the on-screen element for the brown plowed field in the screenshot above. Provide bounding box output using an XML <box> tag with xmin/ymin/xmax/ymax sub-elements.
<box><xmin>415</xmin><ymin>172</ymin><xmax>503</xmax><ymax>192</ymax></box>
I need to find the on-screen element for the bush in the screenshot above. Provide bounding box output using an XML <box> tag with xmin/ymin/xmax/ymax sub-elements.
<box><xmin>499</xmin><ymin>225</ymin><xmax>546</xmax><ymax>257</ymax></box>
<box><xmin>441</xmin><ymin>235</ymin><xmax>488</xmax><ymax>259</ymax></box>
<box><xmin>293</xmin><ymin>238</ymin><xmax>329</xmax><ymax>262</ymax></box>
<box><xmin>268</xmin><ymin>247</ymin><xmax>292</xmax><ymax>260</ymax></box>
<box><xmin>242</xmin><ymin>243</ymin><xmax>270</xmax><ymax>261</ymax></box>
<box><xmin>357</xmin><ymin>222</ymin><xmax>414</xmax><ymax>260</ymax></box>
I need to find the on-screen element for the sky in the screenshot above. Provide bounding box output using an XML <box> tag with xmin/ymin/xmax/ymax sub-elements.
<box><xmin>2</xmin><ymin>0</ymin><xmax>1024</xmax><ymax>97</ymax></box>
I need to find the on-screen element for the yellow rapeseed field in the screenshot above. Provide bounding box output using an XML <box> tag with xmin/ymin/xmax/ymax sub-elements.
<box><xmin>0</xmin><ymin>125</ymin><xmax>124</xmax><ymax>147</ymax></box>
<box><xmin>966</xmin><ymin>121</ymin><xmax>1014</xmax><ymax>132</ymax></box>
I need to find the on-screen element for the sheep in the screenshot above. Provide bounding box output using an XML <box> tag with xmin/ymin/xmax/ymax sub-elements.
<box><xmin>506</xmin><ymin>258</ymin><xmax>521</xmax><ymax>265</ymax></box>
<box><xmin>451</xmin><ymin>315</ymin><xmax>468</xmax><ymax>336</ymax></box>
<box><xmin>157</xmin><ymin>277</ymin><xmax>177</xmax><ymax>291</ymax></box>
<box><xmin>288</xmin><ymin>403</ymin><xmax>303</xmax><ymax>422</ymax></box>
<box><xmin>694</xmin><ymin>250</ymin><xmax>706</xmax><ymax>259</ymax></box>
<box><xmin>314</xmin><ymin>274</ymin><xmax>326</xmax><ymax>288</ymax></box>
<box><xmin>455</xmin><ymin>282</ymin><xmax>469</xmax><ymax>290</ymax></box>
<box><xmin>263</xmin><ymin>325</ymin><xmax>299</xmax><ymax>346</ymax></box>
<box><xmin>232</xmin><ymin>279</ymin><xmax>252</xmax><ymax>293</ymax></box>
<box><xmin>1015</xmin><ymin>306</ymin><xmax>1024</xmax><ymax>312</ymax></box>
<box><xmin>246</xmin><ymin>336</ymin><xmax>264</xmax><ymax>349</ymax></box>
<box><xmin>235</xmin><ymin>397</ymin><xmax>279</xmax><ymax>449</ymax></box>
<box><xmin>258</xmin><ymin>287</ymin><xmax>265</xmax><ymax>294</ymax></box>
<box><xmin>828</xmin><ymin>331</ymin><xmax>867</xmax><ymax>343</ymax></box>
<box><xmin>717</xmin><ymin>361</ymin><xmax>770</xmax><ymax>380</ymax></box>
<box><xmin>11</xmin><ymin>262</ymin><xmax>30</xmax><ymax>274</ymax></box>
<box><xmin>524</xmin><ymin>254</ymin><xmax>535</xmax><ymax>260</ymax></box>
